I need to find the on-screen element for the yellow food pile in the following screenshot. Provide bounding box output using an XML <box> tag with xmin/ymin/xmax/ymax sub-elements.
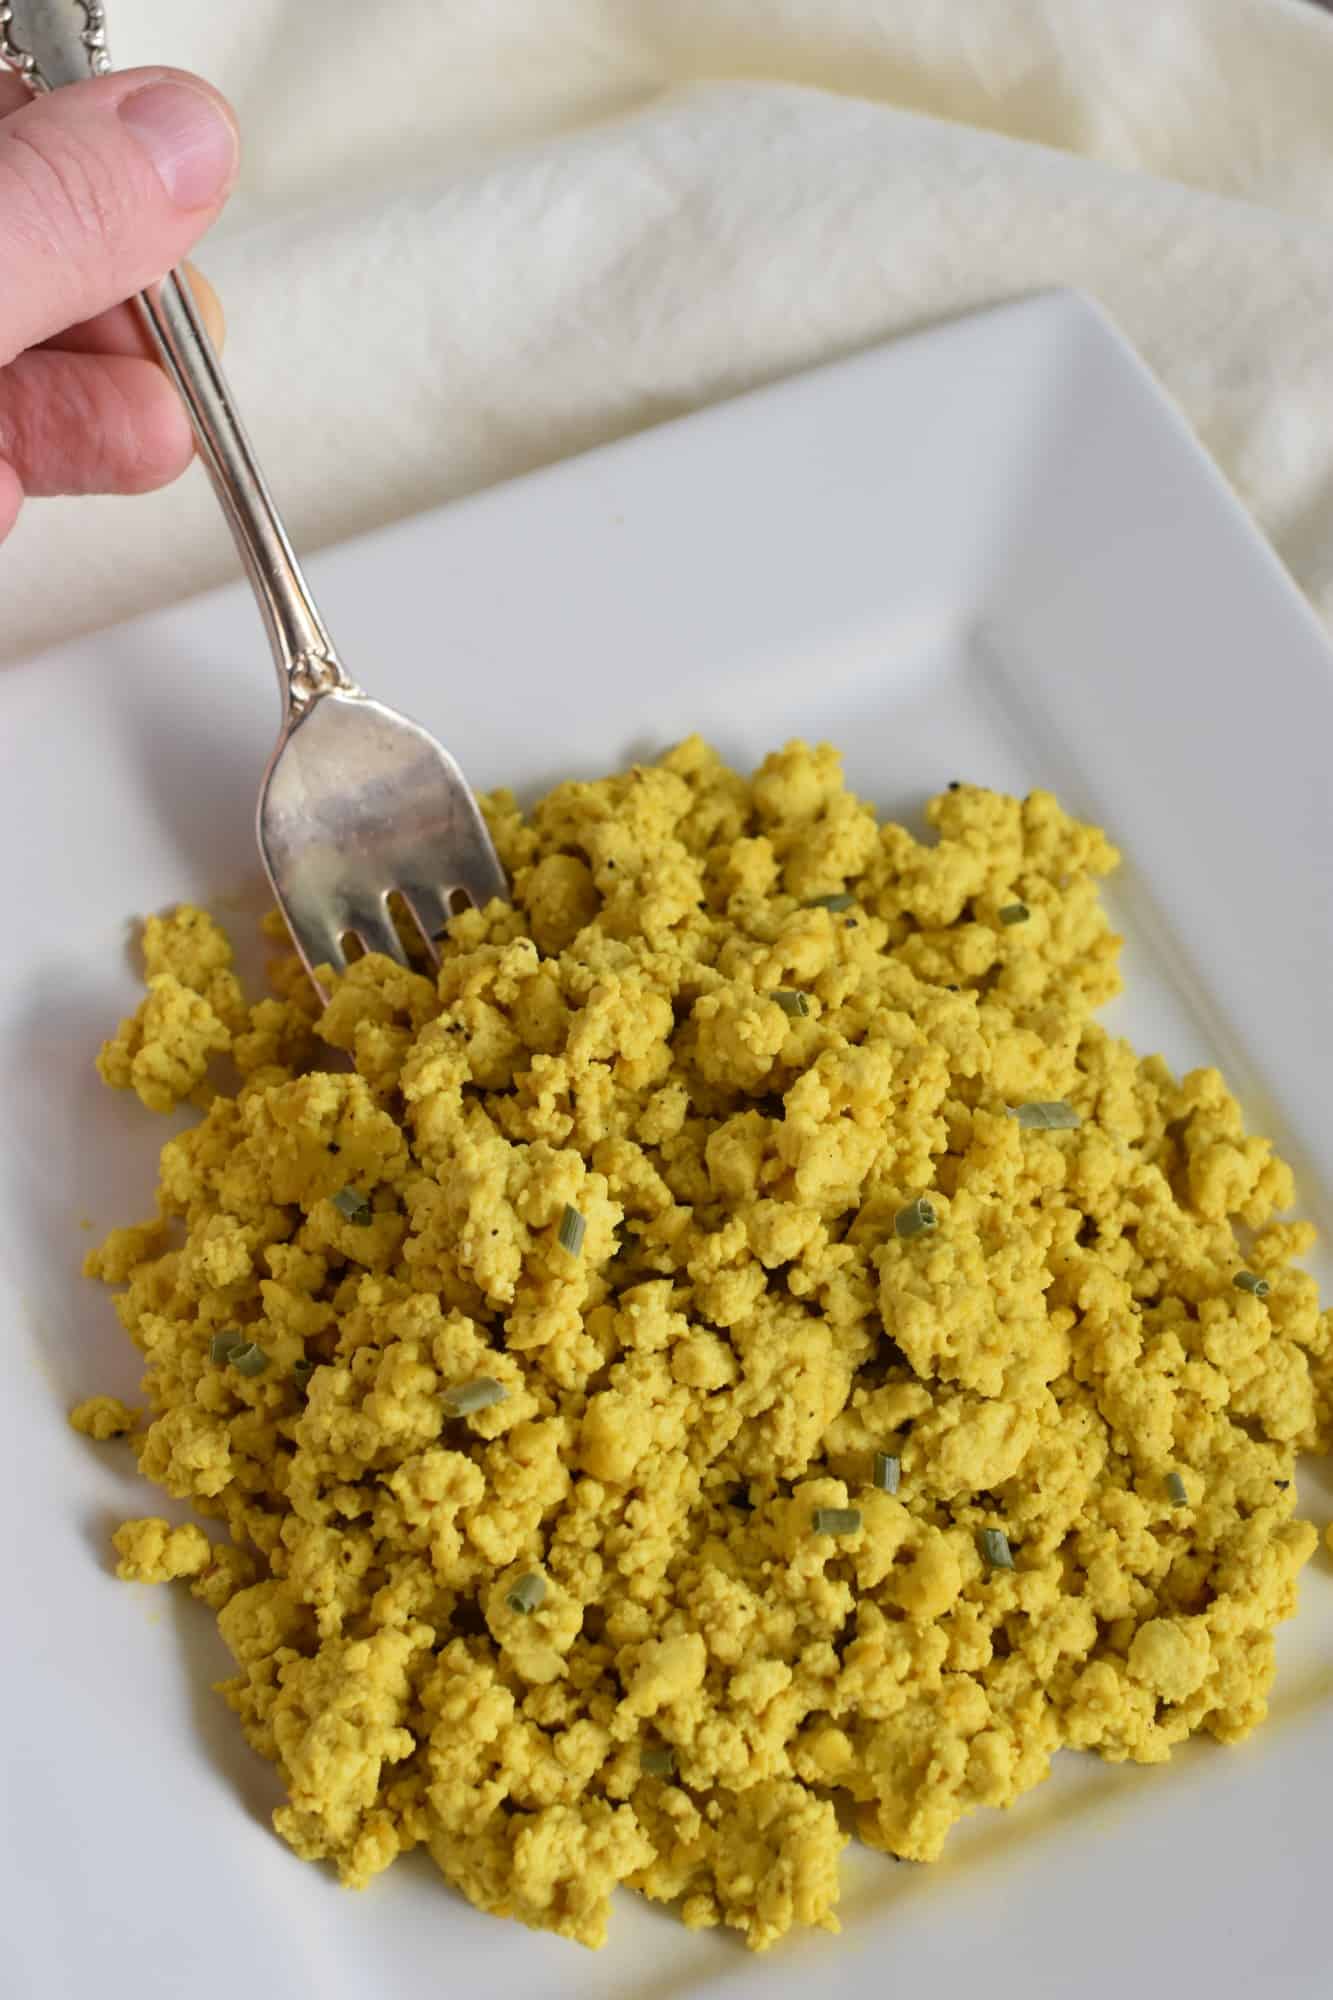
<box><xmin>79</xmin><ymin>739</ymin><xmax>1331</xmax><ymax>1951</ymax></box>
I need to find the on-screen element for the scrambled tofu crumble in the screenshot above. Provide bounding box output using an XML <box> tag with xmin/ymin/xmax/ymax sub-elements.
<box><xmin>69</xmin><ymin>1393</ymin><xmax>138</xmax><ymax>1440</ymax></box>
<box><xmin>75</xmin><ymin>739</ymin><xmax>1331</xmax><ymax>1950</ymax></box>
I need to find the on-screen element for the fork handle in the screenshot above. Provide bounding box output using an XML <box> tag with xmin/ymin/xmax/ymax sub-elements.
<box><xmin>138</xmin><ymin>271</ymin><xmax>355</xmax><ymax>716</ymax></box>
<box><xmin>0</xmin><ymin>0</ymin><xmax>352</xmax><ymax>719</ymax></box>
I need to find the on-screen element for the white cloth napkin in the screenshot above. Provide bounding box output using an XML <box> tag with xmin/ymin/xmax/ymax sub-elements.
<box><xmin>5</xmin><ymin>0</ymin><xmax>1333</xmax><ymax>664</ymax></box>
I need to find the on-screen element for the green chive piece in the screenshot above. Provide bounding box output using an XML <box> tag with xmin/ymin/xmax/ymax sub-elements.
<box><xmin>230</xmin><ymin>1342</ymin><xmax>270</xmax><ymax>1378</ymax></box>
<box><xmin>1166</xmin><ymin>1471</ymin><xmax>1189</xmax><ymax>1507</ymax></box>
<box><xmin>770</xmin><ymin>988</ymin><xmax>810</xmax><ymax>1018</ymax></box>
<box><xmin>444</xmin><ymin>1376</ymin><xmax>508</xmax><ymax>1415</ymax></box>
<box><xmin>872</xmin><ymin>1452</ymin><xmax>901</xmax><ymax>1495</ymax></box>
<box><xmin>894</xmin><ymin>1197</ymin><xmax>937</xmax><ymax>1241</ymax></box>
<box><xmin>557</xmin><ymin>1205</ymin><xmax>586</xmax><ymax>1256</ymax></box>
<box><xmin>812</xmin><ymin>1506</ymin><xmax>862</xmax><ymax>1536</ymax></box>
<box><xmin>331</xmin><ymin>1186</ymin><xmax>373</xmax><ymax>1225</ymax></box>
<box><xmin>998</xmin><ymin>902</ymin><xmax>1030</xmax><ymax>925</ymax></box>
<box><xmin>641</xmin><ymin>1744</ymin><xmax>676</xmax><ymax>1777</ymax></box>
<box><xmin>807</xmin><ymin>893</ymin><xmax>854</xmax><ymax>912</ymax></box>
<box><xmin>292</xmin><ymin>1358</ymin><xmax>315</xmax><ymax>1380</ymax></box>
<box><xmin>979</xmin><ymin>1527</ymin><xmax>1015</xmax><ymax>1571</ymax></box>
<box><xmin>505</xmin><ymin>1572</ymin><xmax>546</xmax><ymax>1616</ymax></box>
<box><xmin>1233</xmin><ymin>1270</ymin><xmax>1271</xmax><ymax>1298</ymax></box>
<box><xmin>209</xmin><ymin>1331</ymin><xmax>243</xmax><ymax>1365</ymax></box>
<box><xmin>1012</xmin><ymin>1101</ymin><xmax>1081</xmax><ymax>1131</ymax></box>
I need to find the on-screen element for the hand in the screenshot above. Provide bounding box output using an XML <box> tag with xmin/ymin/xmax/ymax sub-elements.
<box><xmin>0</xmin><ymin>66</ymin><xmax>237</xmax><ymax>543</ymax></box>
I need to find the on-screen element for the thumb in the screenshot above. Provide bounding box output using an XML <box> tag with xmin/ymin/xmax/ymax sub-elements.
<box><xmin>0</xmin><ymin>67</ymin><xmax>237</xmax><ymax>367</ymax></box>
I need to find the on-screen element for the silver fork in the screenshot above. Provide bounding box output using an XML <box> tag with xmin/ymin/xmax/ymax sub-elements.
<box><xmin>2</xmin><ymin>1</ymin><xmax>508</xmax><ymax>995</ymax></box>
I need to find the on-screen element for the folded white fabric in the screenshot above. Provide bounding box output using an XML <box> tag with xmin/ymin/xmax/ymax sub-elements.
<box><xmin>4</xmin><ymin>0</ymin><xmax>1332</xmax><ymax>662</ymax></box>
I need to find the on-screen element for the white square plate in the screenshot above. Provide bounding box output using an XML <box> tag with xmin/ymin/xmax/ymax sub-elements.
<box><xmin>3</xmin><ymin>291</ymin><xmax>1331</xmax><ymax>2000</ymax></box>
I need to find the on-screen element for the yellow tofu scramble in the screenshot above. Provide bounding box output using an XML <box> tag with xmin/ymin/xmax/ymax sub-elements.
<box><xmin>77</xmin><ymin>739</ymin><xmax>1331</xmax><ymax>1951</ymax></box>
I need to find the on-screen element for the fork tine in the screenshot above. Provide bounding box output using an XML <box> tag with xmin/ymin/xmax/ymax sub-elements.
<box><xmin>345</xmin><ymin>895</ymin><xmax>411</xmax><ymax>968</ymax></box>
<box><xmin>283</xmin><ymin>903</ymin><xmax>350</xmax><ymax>988</ymax></box>
<box><xmin>457</xmin><ymin>848</ymin><xmax>510</xmax><ymax>914</ymax></box>
<box><xmin>401</xmin><ymin>883</ymin><xmax>452</xmax><ymax>952</ymax></box>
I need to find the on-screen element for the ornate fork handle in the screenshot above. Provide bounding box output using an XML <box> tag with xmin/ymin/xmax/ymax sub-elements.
<box><xmin>0</xmin><ymin>0</ymin><xmax>108</xmax><ymax>86</ymax></box>
<box><xmin>0</xmin><ymin>1</ymin><xmax>356</xmax><ymax>717</ymax></box>
<box><xmin>138</xmin><ymin>274</ymin><xmax>357</xmax><ymax>711</ymax></box>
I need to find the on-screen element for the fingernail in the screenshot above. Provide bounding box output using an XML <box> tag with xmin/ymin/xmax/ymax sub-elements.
<box><xmin>118</xmin><ymin>81</ymin><xmax>237</xmax><ymax>209</ymax></box>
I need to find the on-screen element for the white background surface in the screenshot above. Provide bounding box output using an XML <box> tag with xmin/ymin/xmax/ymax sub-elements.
<box><xmin>4</xmin><ymin>0</ymin><xmax>1333</xmax><ymax>667</ymax></box>
<box><xmin>2</xmin><ymin>294</ymin><xmax>1331</xmax><ymax>1998</ymax></box>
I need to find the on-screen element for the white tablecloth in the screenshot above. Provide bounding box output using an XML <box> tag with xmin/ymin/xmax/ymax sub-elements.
<box><xmin>5</xmin><ymin>0</ymin><xmax>1332</xmax><ymax>663</ymax></box>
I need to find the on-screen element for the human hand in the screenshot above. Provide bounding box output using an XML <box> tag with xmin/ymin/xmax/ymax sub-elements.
<box><xmin>0</xmin><ymin>66</ymin><xmax>237</xmax><ymax>543</ymax></box>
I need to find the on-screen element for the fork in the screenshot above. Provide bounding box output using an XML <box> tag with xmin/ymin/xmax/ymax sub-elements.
<box><xmin>2</xmin><ymin>0</ymin><xmax>509</xmax><ymax>995</ymax></box>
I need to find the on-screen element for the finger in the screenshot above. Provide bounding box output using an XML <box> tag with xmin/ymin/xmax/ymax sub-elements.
<box><xmin>0</xmin><ymin>67</ymin><xmax>238</xmax><ymax>364</ymax></box>
<box><xmin>0</xmin><ymin>347</ymin><xmax>193</xmax><ymax>496</ymax></box>
<box><xmin>0</xmin><ymin>71</ymin><xmax>29</xmax><ymax>117</ymax></box>
<box><xmin>42</xmin><ymin>260</ymin><xmax>225</xmax><ymax>357</ymax></box>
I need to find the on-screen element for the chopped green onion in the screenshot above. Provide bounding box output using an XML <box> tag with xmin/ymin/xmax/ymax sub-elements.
<box><xmin>1166</xmin><ymin>1471</ymin><xmax>1189</xmax><ymax>1507</ymax></box>
<box><xmin>557</xmin><ymin>1205</ymin><xmax>586</xmax><ymax>1256</ymax></box>
<box><xmin>979</xmin><ymin>1527</ymin><xmax>1015</xmax><ymax>1571</ymax></box>
<box><xmin>872</xmin><ymin>1452</ymin><xmax>901</xmax><ymax>1495</ymax></box>
<box><xmin>641</xmin><ymin>1744</ymin><xmax>676</xmax><ymax>1777</ymax></box>
<box><xmin>505</xmin><ymin>1572</ymin><xmax>546</xmax><ymax>1616</ymax></box>
<box><xmin>1012</xmin><ymin>1101</ymin><xmax>1081</xmax><ymax>1131</ymax></box>
<box><xmin>806</xmin><ymin>893</ymin><xmax>854</xmax><ymax>912</ymax></box>
<box><xmin>292</xmin><ymin>1358</ymin><xmax>315</xmax><ymax>1380</ymax></box>
<box><xmin>1233</xmin><ymin>1270</ymin><xmax>1270</xmax><ymax>1298</ymax></box>
<box><xmin>812</xmin><ymin>1507</ymin><xmax>862</xmax><ymax>1536</ymax></box>
<box><xmin>894</xmin><ymin>1197</ymin><xmax>937</xmax><ymax>1240</ymax></box>
<box><xmin>998</xmin><ymin>902</ymin><xmax>1030</xmax><ymax>925</ymax></box>
<box><xmin>230</xmin><ymin>1341</ymin><xmax>270</xmax><ymax>1377</ymax></box>
<box><xmin>770</xmin><ymin>988</ymin><xmax>810</xmax><ymax>1018</ymax></box>
<box><xmin>444</xmin><ymin>1376</ymin><xmax>508</xmax><ymax>1415</ymax></box>
<box><xmin>209</xmin><ymin>1331</ymin><xmax>243</xmax><ymax>1365</ymax></box>
<box><xmin>331</xmin><ymin>1186</ymin><xmax>373</xmax><ymax>1225</ymax></box>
